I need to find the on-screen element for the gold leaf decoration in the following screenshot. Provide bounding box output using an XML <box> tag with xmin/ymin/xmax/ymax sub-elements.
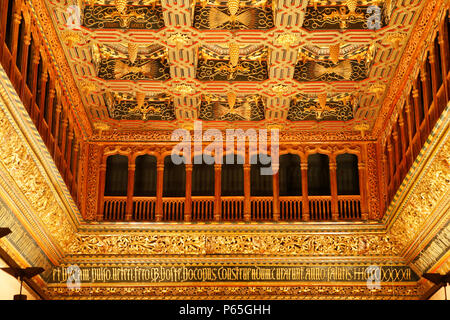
<box><xmin>128</xmin><ymin>42</ymin><xmax>138</xmax><ymax>63</ymax></box>
<box><xmin>114</xmin><ymin>0</ymin><xmax>128</xmax><ymax>15</ymax></box>
<box><xmin>228</xmin><ymin>42</ymin><xmax>240</xmax><ymax>67</ymax></box>
<box><xmin>329</xmin><ymin>43</ymin><xmax>341</xmax><ymax>64</ymax></box>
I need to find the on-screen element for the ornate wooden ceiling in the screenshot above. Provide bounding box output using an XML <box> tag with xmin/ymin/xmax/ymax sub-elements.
<box><xmin>43</xmin><ymin>0</ymin><xmax>424</xmax><ymax>134</ymax></box>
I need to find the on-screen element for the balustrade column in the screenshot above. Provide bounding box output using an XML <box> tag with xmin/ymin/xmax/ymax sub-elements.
<box><xmin>37</xmin><ymin>66</ymin><xmax>48</xmax><ymax>132</ymax></box>
<box><xmin>19</xmin><ymin>28</ymin><xmax>31</xmax><ymax>98</ymax></box>
<box><xmin>60</xmin><ymin>116</ymin><xmax>68</xmax><ymax>175</ymax></box>
<box><xmin>46</xmin><ymin>85</ymin><xmax>56</xmax><ymax>146</ymax></box>
<box><xmin>405</xmin><ymin>100</ymin><xmax>417</xmax><ymax>160</ymax></box>
<box><xmin>398</xmin><ymin>114</ymin><xmax>407</xmax><ymax>156</ymax></box>
<box><xmin>420</xmin><ymin>66</ymin><xmax>431</xmax><ymax>133</ymax></box>
<box><xmin>97</xmin><ymin>163</ymin><xmax>107</xmax><ymax>221</ymax></box>
<box><xmin>411</xmin><ymin>86</ymin><xmax>422</xmax><ymax>142</ymax></box>
<box><xmin>155</xmin><ymin>162</ymin><xmax>164</xmax><ymax>221</ymax></box>
<box><xmin>329</xmin><ymin>159</ymin><xmax>338</xmax><ymax>221</ymax></box>
<box><xmin>438</xmin><ymin>28</ymin><xmax>449</xmax><ymax>100</ymax></box>
<box><xmin>9</xmin><ymin>5</ymin><xmax>22</xmax><ymax>68</ymax></box>
<box><xmin>387</xmin><ymin>140</ymin><xmax>394</xmax><ymax>181</ymax></box>
<box><xmin>381</xmin><ymin>153</ymin><xmax>389</xmax><ymax>210</ymax></box>
<box><xmin>65</xmin><ymin>126</ymin><xmax>73</xmax><ymax>184</ymax></box>
<box><xmin>392</xmin><ymin>129</ymin><xmax>400</xmax><ymax>177</ymax></box>
<box><xmin>53</xmin><ymin>101</ymin><xmax>62</xmax><ymax>159</ymax></box>
<box><xmin>214</xmin><ymin>164</ymin><xmax>221</xmax><ymax>221</ymax></box>
<box><xmin>71</xmin><ymin>140</ymin><xmax>79</xmax><ymax>194</ymax></box>
<box><xmin>272</xmin><ymin>164</ymin><xmax>280</xmax><ymax>221</ymax></box>
<box><xmin>125</xmin><ymin>162</ymin><xmax>135</xmax><ymax>221</ymax></box>
<box><xmin>0</xmin><ymin>0</ymin><xmax>7</xmax><ymax>60</ymax></box>
<box><xmin>300</xmin><ymin>162</ymin><xmax>309</xmax><ymax>221</ymax></box>
<box><xmin>358</xmin><ymin>162</ymin><xmax>368</xmax><ymax>220</ymax></box>
<box><xmin>243</xmin><ymin>163</ymin><xmax>251</xmax><ymax>221</ymax></box>
<box><xmin>29</xmin><ymin>46</ymin><xmax>40</xmax><ymax>121</ymax></box>
<box><xmin>428</xmin><ymin>47</ymin><xmax>439</xmax><ymax>98</ymax></box>
<box><xmin>398</xmin><ymin>114</ymin><xmax>407</xmax><ymax>176</ymax></box>
<box><xmin>185</xmin><ymin>164</ymin><xmax>192</xmax><ymax>222</ymax></box>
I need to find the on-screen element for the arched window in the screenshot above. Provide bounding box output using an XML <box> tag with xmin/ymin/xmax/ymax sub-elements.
<box><xmin>336</xmin><ymin>154</ymin><xmax>360</xmax><ymax>195</ymax></box>
<box><xmin>279</xmin><ymin>154</ymin><xmax>301</xmax><ymax>196</ymax></box>
<box><xmin>104</xmin><ymin>155</ymin><xmax>128</xmax><ymax>196</ymax></box>
<box><xmin>192</xmin><ymin>155</ymin><xmax>214</xmax><ymax>196</ymax></box>
<box><xmin>163</xmin><ymin>155</ymin><xmax>186</xmax><ymax>197</ymax></box>
<box><xmin>134</xmin><ymin>155</ymin><xmax>157</xmax><ymax>196</ymax></box>
<box><xmin>307</xmin><ymin>154</ymin><xmax>330</xmax><ymax>196</ymax></box>
<box><xmin>221</xmin><ymin>154</ymin><xmax>244</xmax><ymax>196</ymax></box>
<box><xmin>250</xmin><ymin>154</ymin><xmax>273</xmax><ymax>196</ymax></box>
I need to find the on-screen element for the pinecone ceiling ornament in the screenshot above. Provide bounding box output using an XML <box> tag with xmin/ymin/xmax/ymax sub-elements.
<box><xmin>136</xmin><ymin>92</ymin><xmax>146</xmax><ymax>108</ymax></box>
<box><xmin>114</xmin><ymin>0</ymin><xmax>128</xmax><ymax>15</ymax></box>
<box><xmin>128</xmin><ymin>42</ymin><xmax>138</xmax><ymax>64</ymax></box>
<box><xmin>345</xmin><ymin>0</ymin><xmax>357</xmax><ymax>14</ymax></box>
<box><xmin>228</xmin><ymin>42</ymin><xmax>240</xmax><ymax>67</ymax></box>
<box><xmin>227</xmin><ymin>0</ymin><xmax>240</xmax><ymax>18</ymax></box>
<box><xmin>329</xmin><ymin>43</ymin><xmax>341</xmax><ymax>64</ymax></box>
<box><xmin>227</xmin><ymin>92</ymin><xmax>237</xmax><ymax>109</ymax></box>
<box><xmin>318</xmin><ymin>93</ymin><xmax>327</xmax><ymax>109</ymax></box>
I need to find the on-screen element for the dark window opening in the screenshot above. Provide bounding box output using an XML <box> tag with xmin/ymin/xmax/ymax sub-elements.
<box><xmin>104</xmin><ymin>155</ymin><xmax>128</xmax><ymax>196</ymax></box>
<box><xmin>279</xmin><ymin>153</ymin><xmax>301</xmax><ymax>196</ymax></box>
<box><xmin>336</xmin><ymin>154</ymin><xmax>360</xmax><ymax>195</ymax></box>
<box><xmin>221</xmin><ymin>154</ymin><xmax>244</xmax><ymax>196</ymax></box>
<box><xmin>192</xmin><ymin>155</ymin><xmax>214</xmax><ymax>196</ymax></box>
<box><xmin>250</xmin><ymin>154</ymin><xmax>273</xmax><ymax>196</ymax></box>
<box><xmin>307</xmin><ymin>154</ymin><xmax>330</xmax><ymax>196</ymax></box>
<box><xmin>163</xmin><ymin>155</ymin><xmax>186</xmax><ymax>197</ymax></box>
<box><xmin>134</xmin><ymin>155</ymin><xmax>157</xmax><ymax>196</ymax></box>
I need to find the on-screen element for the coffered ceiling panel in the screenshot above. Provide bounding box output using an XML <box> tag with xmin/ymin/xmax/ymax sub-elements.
<box><xmin>42</xmin><ymin>0</ymin><xmax>425</xmax><ymax>134</ymax></box>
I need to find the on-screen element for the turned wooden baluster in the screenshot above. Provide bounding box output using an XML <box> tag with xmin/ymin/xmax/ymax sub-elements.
<box><xmin>419</xmin><ymin>65</ymin><xmax>431</xmax><ymax>134</ymax></box>
<box><xmin>52</xmin><ymin>92</ymin><xmax>62</xmax><ymax>160</ymax></box>
<box><xmin>97</xmin><ymin>161</ymin><xmax>107</xmax><ymax>221</ymax></box>
<box><xmin>29</xmin><ymin>44</ymin><xmax>40</xmax><ymax>122</ymax></box>
<box><xmin>19</xmin><ymin>14</ymin><xmax>31</xmax><ymax>99</ymax></box>
<box><xmin>45</xmin><ymin>82</ymin><xmax>56</xmax><ymax>147</ymax></box>
<box><xmin>9</xmin><ymin>0</ymin><xmax>22</xmax><ymax>70</ymax></box>
<box><xmin>329</xmin><ymin>158</ymin><xmax>338</xmax><ymax>221</ymax></box>
<box><xmin>300</xmin><ymin>162</ymin><xmax>309</xmax><ymax>221</ymax></box>
<box><xmin>60</xmin><ymin>112</ymin><xmax>68</xmax><ymax>177</ymax></box>
<box><xmin>358</xmin><ymin>159</ymin><xmax>368</xmax><ymax>220</ymax></box>
<box><xmin>0</xmin><ymin>0</ymin><xmax>8</xmax><ymax>61</ymax></box>
<box><xmin>155</xmin><ymin>162</ymin><xmax>164</xmax><ymax>221</ymax></box>
<box><xmin>125</xmin><ymin>160</ymin><xmax>135</xmax><ymax>221</ymax></box>
<box><xmin>185</xmin><ymin>164</ymin><xmax>192</xmax><ymax>222</ymax></box>
<box><xmin>272</xmin><ymin>164</ymin><xmax>280</xmax><ymax>221</ymax></box>
<box><xmin>438</xmin><ymin>24</ymin><xmax>449</xmax><ymax>101</ymax></box>
<box><xmin>214</xmin><ymin>164</ymin><xmax>221</xmax><ymax>221</ymax></box>
<box><xmin>386</xmin><ymin>139</ymin><xmax>394</xmax><ymax>199</ymax></box>
<box><xmin>398</xmin><ymin>114</ymin><xmax>407</xmax><ymax>178</ymax></box>
<box><xmin>37</xmin><ymin>62</ymin><xmax>48</xmax><ymax>133</ymax></box>
<box><xmin>65</xmin><ymin>124</ymin><xmax>74</xmax><ymax>184</ymax></box>
<box><xmin>404</xmin><ymin>101</ymin><xmax>415</xmax><ymax>165</ymax></box>
<box><xmin>71</xmin><ymin>139</ymin><xmax>79</xmax><ymax>197</ymax></box>
<box><xmin>243</xmin><ymin>163</ymin><xmax>251</xmax><ymax>221</ymax></box>
<box><xmin>392</xmin><ymin>126</ymin><xmax>400</xmax><ymax>189</ymax></box>
<box><xmin>428</xmin><ymin>46</ymin><xmax>439</xmax><ymax>95</ymax></box>
<box><xmin>411</xmin><ymin>83</ymin><xmax>423</xmax><ymax>144</ymax></box>
<box><xmin>381</xmin><ymin>151</ymin><xmax>389</xmax><ymax>210</ymax></box>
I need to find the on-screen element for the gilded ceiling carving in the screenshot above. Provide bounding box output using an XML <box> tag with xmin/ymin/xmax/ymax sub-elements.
<box><xmin>35</xmin><ymin>0</ymin><xmax>429</xmax><ymax>131</ymax></box>
<box><xmin>83</xmin><ymin>3</ymin><xmax>165</xmax><ymax>30</ymax></box>
<box><xmin>1</xmin><ymin>0</ymin><xmax>449</xmax><ymax>300</ymax></box>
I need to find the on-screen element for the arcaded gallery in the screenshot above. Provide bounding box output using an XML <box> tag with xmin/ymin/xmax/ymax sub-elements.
<box><xmin>0</xmin><ymin>0</ymin><xmax>448</xmax><ymax>301</ymax></box>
